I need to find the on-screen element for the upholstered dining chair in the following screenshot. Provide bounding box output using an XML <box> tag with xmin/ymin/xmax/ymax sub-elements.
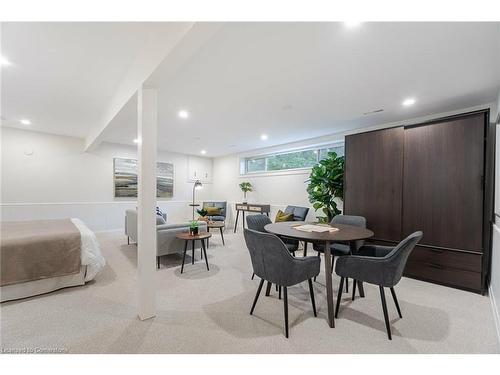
<box><xmin>282</xmin><ymin>205</ymin><xmax>310</xmax><ymax>255</ymax></box>
<box><xmin>246</xmin><ymin>214</ymin><xmax>272</xmax><ymax>280</ymax></box>
<box><xmin>334</xmin><ymin>231</ymin><xmax>423</xmax><ymax>340</ymax></box>
<box><xmin>243</xmin><ymin>228</ymin><xmax>320</xmax><ymax>338</ymax></box>
<box><xmin>312</xmin><ymin>215</ymin><xmax>367</xmax><ymax>289</ymax></box>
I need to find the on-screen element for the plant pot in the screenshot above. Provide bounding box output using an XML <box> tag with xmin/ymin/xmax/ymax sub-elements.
<box><xmin>189</xmin><ymin>227</ymin><xmax>199</xmax><ymax>236</ymax></box>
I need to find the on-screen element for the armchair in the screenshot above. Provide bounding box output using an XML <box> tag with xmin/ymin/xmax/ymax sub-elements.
<box><xmin>334</xmin><ymin>231</ymin><xmax>423</xmax><ymax>340</ymax></box>
<box><xmin>244</xmin><ymin>228</ymin><xmax>320</xmax><ymax>338</ymax></box>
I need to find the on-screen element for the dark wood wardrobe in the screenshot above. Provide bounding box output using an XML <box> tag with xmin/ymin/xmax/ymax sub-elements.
<box><xmin>344</xmin><ymin>110</ymin><xmax>494</xmax><ymax>293</ymax></box>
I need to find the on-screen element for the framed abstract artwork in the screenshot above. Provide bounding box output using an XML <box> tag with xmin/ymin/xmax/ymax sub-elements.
<box><xmin>113</xmin><ymin>158</ymin><xmax>174</xmax><ymax>198</ymax></box>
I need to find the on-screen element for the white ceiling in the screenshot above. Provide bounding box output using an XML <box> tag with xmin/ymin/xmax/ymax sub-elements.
<box><xmin>3</xmin><ymin>22</ymin><xmax>500</xmax><ymax>157</ymax></box>
<box><xmin>1</xmin><ymin>22</ymin><xmax>190</xmax><ymax>138</ymax></box>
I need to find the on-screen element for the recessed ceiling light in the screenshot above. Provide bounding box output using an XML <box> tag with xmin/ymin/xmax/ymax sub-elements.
<box><xmin>260</xmin><ymin>134</ymin><xmax>268</xmax><ymax>141</ymax></box>
<box><xmin>0</xmin><ymin>55</ymin><xmax>11</xmax><ymax>66</ymax></box>
<box><xmin>402</xmin><ymin>98</ymin><xmax>416</xmax><ymax>107</ymax></box>
<box><xmin>178</xmin><ymin>110</ymin><xmax>189</xmax><ymax>119</ymax></box>
<box><xmin>200</xmin><ymin>149</ymin><xmax>207</xmax><ymax>155</ymax></box>
<box><xmin>344</xmin><ymin>21</ymin><xmax>362</xmax><ymax>28</ymax></box>
<box><xmin>20</xmin><ymin>119</ymin><xmax>31</xmax><ymax>125</ymax></box>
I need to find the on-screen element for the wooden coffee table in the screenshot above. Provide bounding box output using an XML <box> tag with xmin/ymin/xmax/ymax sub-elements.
<box><xmin>207</xmin><ymin>221</ymin><xmax>225</xmax><ymax>246</ymax></box>
<box><xmin>176</xmin><ymin>232</ymin><xmax>212</xmax><ymax>273</ymax></box>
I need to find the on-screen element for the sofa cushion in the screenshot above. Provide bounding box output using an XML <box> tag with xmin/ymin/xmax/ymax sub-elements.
<box><xmin>275</xmin><ymin>210</ymin><xmax>294</xmax><ymax>222</ymax></box>
<box><xmin>207</xmin><ymin>215</ymin><xmax>225</xmax><ymax>222</ymax></box>
<box><xmin>156</xmin><ymin>215</ymin><xmax>166</xmax><ymax>225</ymax></box>
<box><xmin>205</xmin><ymin>207</ymin><xmax>221</xmax><ymax>216</ymax></box>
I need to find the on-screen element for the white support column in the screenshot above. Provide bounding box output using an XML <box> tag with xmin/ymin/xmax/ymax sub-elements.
<box><xmin>137</xmin><ymin>87</ymin><xmax>158</xmax><ymax>320</ymax></box>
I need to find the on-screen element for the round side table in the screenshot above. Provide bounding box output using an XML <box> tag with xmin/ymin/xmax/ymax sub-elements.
<box><xmin>176</xmin><ymin>232</ymin><xmax>212</xmax><ymax>273</ymax></box>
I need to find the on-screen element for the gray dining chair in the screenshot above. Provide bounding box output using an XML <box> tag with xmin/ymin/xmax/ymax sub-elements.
<box><xmin>334</xmin><ymin>231</ymin><xmax>423</xmax><ymax>340</ymax></box>
<box><xmin>282</xmin><ymin>205</ymin><xmax>310</xmax><ymax>255</ymax></box>
<box><xmin>312</xmin><ymin>215</ymin><xmax>367</xmax><ymax>289</ymax></box>
<box><xmin>246</xmin><ymin>214</ymin><xmax>272</xmax><ymax>280</ymax></box>
<box><xmin>243</xmin><ymin>228</ymin><xmax>320</xmax><ymax>338</ymax></box>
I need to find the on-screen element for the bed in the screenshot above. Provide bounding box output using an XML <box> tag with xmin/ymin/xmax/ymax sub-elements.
<box><xmin>0</xmin><ymin>218</ymin><xmax>105</xmax><ymax>302</ymax></box>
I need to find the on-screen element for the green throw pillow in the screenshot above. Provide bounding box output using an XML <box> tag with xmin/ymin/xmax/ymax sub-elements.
<box><xmin>205</xmin><ymin>207</ymin><xmax>221</xmax><ymax>216</ymax></box>
<box><xmin>275</xmin><ymin>209</ymin><xmax>294</xmax><ymax>222</ymax></box>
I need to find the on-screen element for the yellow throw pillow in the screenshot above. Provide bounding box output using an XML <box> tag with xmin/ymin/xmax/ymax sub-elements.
<box><xmin>275</xmin><ymin>209</ymin><xmax>294</xmax><ymax>222</ymax></box>
<box><xmin>205</xmin><ymin>206</ymin><xmax>221</xmax><ymax>216</ymax></box>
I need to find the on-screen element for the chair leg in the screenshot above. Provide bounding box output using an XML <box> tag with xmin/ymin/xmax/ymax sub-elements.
<box><xmin>345</xmin><ymin>277</ymin><xmax>349</xmax><ymax>293</ymax></box>
<box><xmin>335</xmin><ymin>277</ymin><xmax>345</xmax><ymax>318</ymax></box>
<box><xmin>265</xmin><ymin>281</ymin><xmax>272</xmax><ymax>296</ymax></box>
<box><xmin>379</xmin><ymin>286</ymin><xmax>392</xmax><ymax>340</ymax></box>
<box><xmin>390</xmin><ymin>287</ymin><xmax>403</xmax><ymax>318</ymax></box>
<box><xmin>314</xmin><ymin>252</ymin><xmax>321</xmax><ymax>282</ymax></box>
<box><xmin>303</xmin><ymin>242</ymin><xmax>308</xmax><ymax>257</ymax></box>
<box><xmin>156</xmin><ymin>256</ymin><xmax>160</xmax><ymax>269</ymax></box>
<box><xmin>251</xmin><ymin>272</ymin><xmax>255</xmax><ymax>280</ymax></box>
<box><xmin>250</xmin><ymin>279</ymin><xmax>265</xmax><ymax>315</ymax></box>
<box><xmin>352</xmin><ymin>279</ymin><xmax>357</xmax><ymax>300</ymax></box>
<box><xmin>308</xmin><ymin>279</ymin><xmax>317</xmax><ymax>317</ymax></box>
<box><xmin>279</xmin><ymin>286</ymin><xmax>282</xmax><ymax>300</ymax></box>
<box><xmin>283</xmin><ymin>286</ymin><xmax>289</xmax><ymax>338</ymax></box>
<box><xmin>275</xmin><ymin>284</ymin><xmax>278</xmax><ymax>292</ymax></box>
<box><xmin>127</xmin><ymin>236</ymin><xmax>130</xmax><ymax>245</ymax></box>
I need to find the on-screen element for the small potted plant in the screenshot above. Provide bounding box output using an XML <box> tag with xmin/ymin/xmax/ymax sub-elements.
<box><xmin>189</xmin><ymin>220</ymin><xmax>199</xmax><ymax>236</ymax></box>
<box><xmin>196</xmin><ymin>208</ymin><xmax>208</xmax><ymax>222</ymax></box>
<box><xmin>239</xmin><ymin>182</ymin><xmax>253</xmax><ymax>204</ymax></box>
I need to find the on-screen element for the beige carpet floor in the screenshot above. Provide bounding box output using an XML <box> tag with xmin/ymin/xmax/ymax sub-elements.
<box><xmin>1</xmin><ymin>230</ymin><xmax>499</xmax><ymax>354</ymax></box>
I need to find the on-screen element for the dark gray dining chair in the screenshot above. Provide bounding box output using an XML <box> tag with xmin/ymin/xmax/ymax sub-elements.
<box><xmin>312</xmin><ymin>215</ymin><xmax>367</xmax><ymax>289</ymax></box>
<box><xmin>243</xmin><ymin>228</ymin><xmax>320</xmax><ymax>338</ymax></box>
<box><xmin>334</xmin><ymin>231</ymin><xmax>423</xmax><ymax>340</ymax></box>
<box><xmin>246</xmin><ymin>214</ymin><xmax>272</xmax><ymax>280</ymax></box>
<box><xmin>282</xmin><ymin>205</ymin><xmax>310</xmax><ymax>255</ymax></box>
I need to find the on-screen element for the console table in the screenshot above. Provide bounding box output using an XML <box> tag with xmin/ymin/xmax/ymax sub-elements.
<box><xmin>233</xmin><ymin>203</ymin><xmax>271</xmax><ymax>233</ymax></box>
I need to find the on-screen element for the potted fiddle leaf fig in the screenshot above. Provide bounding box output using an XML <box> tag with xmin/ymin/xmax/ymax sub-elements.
<box><xmin>306</xmin><ymin>151</ymin><xmax>344</xmax><ymax>223</ymax></box>
<box><xmin>239</xmin><ymin>182</ymin><xmax>253</xmax><ymax>203</ymax></box>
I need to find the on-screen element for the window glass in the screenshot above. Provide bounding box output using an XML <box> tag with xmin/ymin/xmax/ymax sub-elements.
<box><xmin>246</xmin><ymin>157</ymin><xmax>266</xmax><ymax>172</ymax></box>
<box><xmin>266</xmin><ymin>150</ymin><xmax>318</xmax><ymax>171</ymax></box>
<box><xmin>244</xmin><ymin>143</ymin><xmax>345</xmax><ymax>173</ymax></box>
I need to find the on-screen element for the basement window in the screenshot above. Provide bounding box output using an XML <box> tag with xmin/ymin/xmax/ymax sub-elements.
<box><xmin>243</xmin><ymin>142</ymin><xmax>345</xmax><ymax>174</ymax></box>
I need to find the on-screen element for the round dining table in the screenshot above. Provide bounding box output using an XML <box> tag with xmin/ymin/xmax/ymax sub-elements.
<box><xmin>264</xmin><ymin>221</ymin><xmax>374</xmax><ymax>328</ymax></box>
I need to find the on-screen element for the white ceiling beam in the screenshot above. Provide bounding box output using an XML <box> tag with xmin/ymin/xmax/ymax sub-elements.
<box><xmin>84</xmin><ymin>23</ymin><xmax>194</xmax><ymax>152</ymax></box>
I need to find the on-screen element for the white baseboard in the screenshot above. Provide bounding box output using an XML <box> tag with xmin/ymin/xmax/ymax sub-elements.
<box><xmin>489</xmin><ymin>284</ymin><xmax>500</xmax><ymax>346</ymax></box>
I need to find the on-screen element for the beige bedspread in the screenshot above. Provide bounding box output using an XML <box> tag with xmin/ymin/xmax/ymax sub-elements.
<box><xmin>0</xmin><ymin>219</ymin><xmax>81</xmax><ymax>286</ymax></box>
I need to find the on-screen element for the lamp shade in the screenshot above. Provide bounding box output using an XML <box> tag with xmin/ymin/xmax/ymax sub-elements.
<box><xmin>194</xmin><ymin>180</ymin><xmax>203</xmax><ymax>190</ymax></box>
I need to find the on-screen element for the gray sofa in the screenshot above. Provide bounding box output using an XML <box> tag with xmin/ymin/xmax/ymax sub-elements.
<box><xmin>125</xmin><ymin>209</ymin><xmax>208</xmax><ymax>264</ymax></box>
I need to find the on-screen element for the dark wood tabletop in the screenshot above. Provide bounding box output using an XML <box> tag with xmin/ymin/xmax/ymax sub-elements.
<box><xmin>264</xmin><ymin>221</ymin><xmax>374</xmax><ymax>243</ymax></box>
<box><xmin>176</xmin><ymin>232</ymin><xmax>212</xmax><ymax>240</ymax></box>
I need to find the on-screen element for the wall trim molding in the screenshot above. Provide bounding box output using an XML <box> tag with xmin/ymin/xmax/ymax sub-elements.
<box><xmin>489</xmin><ymin>284</ymin><xmax>500</xmax><ymax>346</ymax></box>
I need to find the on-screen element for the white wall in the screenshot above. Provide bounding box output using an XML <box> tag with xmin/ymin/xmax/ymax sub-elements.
<box><xmin>212</xmin><ymin>154</ymin><xmax>321</xmax><ymax>225</ymax></box>
<box><xmin>0</xmin><ymin>127</ymin><xmax>213</xmax><ymax>231</ymax></box>
<box><xmin>490</xmin><ymin>87</ymin><xmax>500</xmax><ymax>343</ymax></box>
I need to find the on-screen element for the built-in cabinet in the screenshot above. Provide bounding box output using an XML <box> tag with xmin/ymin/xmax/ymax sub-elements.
<box><xmin>344</xmin><ymin>110</ymin><xmax>494</xmax><ymax>293</ymax></box>
<box><xmin>188</xmin><ymin>156</ymin><xmax>213</xmax><ymax>183</ymax></box>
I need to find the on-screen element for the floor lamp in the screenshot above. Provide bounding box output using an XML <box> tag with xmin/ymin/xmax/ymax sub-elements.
<box><xmin>189</xmin><ymin>180</ymin><xmax>203</xmax><ymax>220</ymax></box>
